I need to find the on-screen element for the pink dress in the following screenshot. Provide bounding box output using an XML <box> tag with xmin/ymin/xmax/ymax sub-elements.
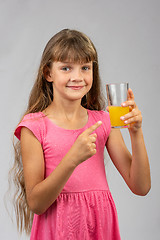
<box><xmin>14</xmin><ymin>109</ymin><xmax>121</xmax><ymax>240</ymax></box>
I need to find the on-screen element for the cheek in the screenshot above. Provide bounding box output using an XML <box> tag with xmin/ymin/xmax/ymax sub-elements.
<box><xmin>87</xmin><ymin>74</ymin><xmax>93</xmax><ymax>86</ymax></box>
<box><xmin>85</xmin><ymin>76</ymin><xmax>93</xmax><ymax>93</ymax></box>
<box><xmin>53</xmin><ymin>73</ymin><xmax>68</xmax><ymax>86</ymax></box>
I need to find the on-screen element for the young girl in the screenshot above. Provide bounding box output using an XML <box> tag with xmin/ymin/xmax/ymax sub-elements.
<box><xmin>11</xmin><ymin>29</ymin><xmax>151</xmax><ymax>239</ymax></box>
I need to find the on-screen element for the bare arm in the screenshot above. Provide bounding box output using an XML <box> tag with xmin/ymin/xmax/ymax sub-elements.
<box><xmin>106</xmin><ymin>88</ymin><xmax>151</xmax><ymax>196</ymax></box>
<box><xmin>20</xmin><ymin>121</ymin><xmax>102</xmax><ymax>215</ymax></box>
<box><xmin>129</xmin><ymin>127</ymin><xmax>151</xmax><ymax>195</ymax></box>
<box><xmin>106</xmin><ymin>128</ymin><xmax>151</xmax><ymax>195</ymax></box>
<box><xmin>21</xmin><ymin>127</ymin><xmax>76</xmax><ymax>215</ymax></box>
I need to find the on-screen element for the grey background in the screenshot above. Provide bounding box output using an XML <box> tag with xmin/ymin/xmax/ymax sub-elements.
<box><xmin>0</xmin><ymin>0</ymin><xmax>159</xmax><ymax>239</ymax></box>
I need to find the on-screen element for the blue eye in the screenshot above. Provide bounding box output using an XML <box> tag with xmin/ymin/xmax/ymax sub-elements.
<box><xmin>82</xmin><ymin>66</ymin><xmax>90</xmax><ymax>71</ymax></box>
<box><xmin>62</xmin><ymin>67</ymin><xmax>70</xmax><ymax>71</ymax></box>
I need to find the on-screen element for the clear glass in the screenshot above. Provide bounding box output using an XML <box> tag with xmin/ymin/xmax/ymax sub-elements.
<box><xmin>106</xmin><ymin>82</ymin><xmax>129</xmax><ymax>128</ymax></box>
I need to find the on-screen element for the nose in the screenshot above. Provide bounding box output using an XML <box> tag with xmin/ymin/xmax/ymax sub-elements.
<box><xmin>70</xmin><ymin>68</ymin><xmax>84</xmax><ymax>82</ymax></box>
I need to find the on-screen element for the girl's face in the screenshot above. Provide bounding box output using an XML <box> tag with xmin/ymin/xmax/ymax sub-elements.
<box><xmin>46</xmin><ymin>61</ymin><xmax>93</xmax><ymax>102</ymax></box>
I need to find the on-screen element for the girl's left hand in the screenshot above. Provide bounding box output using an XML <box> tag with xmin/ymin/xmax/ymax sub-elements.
<box><xmin>120</xmin><ymin>88</ymin><xmax>142</xmax><ymax>132</ymax></box>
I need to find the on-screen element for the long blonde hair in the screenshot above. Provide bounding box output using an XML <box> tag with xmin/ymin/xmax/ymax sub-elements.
<box><xmin>9</xmin><ymin>29</ymin><xmax>106</xmax><ymax>234</ymax></box>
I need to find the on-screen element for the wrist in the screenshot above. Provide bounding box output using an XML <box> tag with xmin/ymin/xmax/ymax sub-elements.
<box><xmin>63</xmin><ymin>149</ymin><xmax>79</xmax><ymax>169</ymax></box>
<box><xmin>129</xmin><ymin>126</ymin><xmax>143</xmax><ymax>138</ymax></box>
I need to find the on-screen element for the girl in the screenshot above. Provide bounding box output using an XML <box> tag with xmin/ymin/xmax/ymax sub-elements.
<box><xmin>11</xmin><ymin>29</ymin><xmax>151</xmax><ymax>239</ymax></box>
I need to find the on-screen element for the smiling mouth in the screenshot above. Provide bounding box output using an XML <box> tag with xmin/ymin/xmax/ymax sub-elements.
<box><xmin>66</xmin><ymin>86</ymin><xmax>84</xmax><ymax>90</ymax></box>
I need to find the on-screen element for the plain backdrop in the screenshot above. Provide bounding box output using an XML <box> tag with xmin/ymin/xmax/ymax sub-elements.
<box><xmin>0</xmin><ymin>0</ymin><xmax>159</xmax><ymax>239</ymax></box>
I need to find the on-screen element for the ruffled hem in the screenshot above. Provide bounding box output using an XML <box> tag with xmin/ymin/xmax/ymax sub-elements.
<box><xmin>30</xmin><ymin>190</ymin><xmax>121</xmax><ymax>240</ymax></box>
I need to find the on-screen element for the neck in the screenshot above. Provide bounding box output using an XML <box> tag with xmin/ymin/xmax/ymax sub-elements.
<box><xmin>49</xmin><ymin>99</ymin><xmax>84</xmax><ymax>121</ymax></box>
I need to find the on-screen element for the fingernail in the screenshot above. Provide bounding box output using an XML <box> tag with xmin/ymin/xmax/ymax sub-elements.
<box><xmin>122</xmin><ymin>103</ymin><xmax>126</xmax><ymax>106</ymax></box>
<box><xmin>120</xmin><ymin>116</ymin><xmax>125</xmax><ymax>120</ymax></box>
<box><xmin>98</xmin><ymin>121</ymin><xmax>102</xmax><ymax>124</ymax></box>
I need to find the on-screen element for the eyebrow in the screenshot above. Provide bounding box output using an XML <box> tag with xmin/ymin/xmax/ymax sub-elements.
<box><xmin>60</xmin><ymin>62</ymin><xmax>92</xmax><ymax>65</ymax></box>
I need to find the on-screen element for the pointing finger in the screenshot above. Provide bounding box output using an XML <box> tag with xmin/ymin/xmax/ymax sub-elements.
<box><xmin>84</xmin><ymin>121</ymin><xmax>102</xmax><ymax>135</ymax></box>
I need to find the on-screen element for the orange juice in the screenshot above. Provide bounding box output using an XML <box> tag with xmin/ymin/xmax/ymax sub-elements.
<box><xmin>109</xmin><ymin>106</ymin><xmax>129</xmax><ymax>128</ymax></box>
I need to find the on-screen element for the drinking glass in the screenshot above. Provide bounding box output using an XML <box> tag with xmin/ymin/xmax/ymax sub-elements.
<box><xmin>106</xmin><ymin>82</ymin><xmax>129</xmax><ymax>128</ymax></box>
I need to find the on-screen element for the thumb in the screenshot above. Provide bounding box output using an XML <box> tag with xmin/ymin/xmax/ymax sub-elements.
<box><xmin>106</xmin><ymin>106</ymin><xmax>109</xmax><ymax>112</ymax></box>
<box><xmin>127</xmin><ymin>88</ymin><xmax>134</xmax><ymax>100</ymax></box>
<box><xmin>83</xmin><ymin>121</ymin><xmax>102</xmax><ymax>135</ymax></box>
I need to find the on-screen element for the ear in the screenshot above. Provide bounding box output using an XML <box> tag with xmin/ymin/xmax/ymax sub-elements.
<box><xmin>43</xmin><ymin>66</ymin><xmax>53</xmax><ymax>82</ymax></box>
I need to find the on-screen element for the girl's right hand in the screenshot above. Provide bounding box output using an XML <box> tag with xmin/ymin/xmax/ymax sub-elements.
<box><xmin>68</xmin><ymin>121</ymin><xmax>102</xmax><ymax>167</ymax></box>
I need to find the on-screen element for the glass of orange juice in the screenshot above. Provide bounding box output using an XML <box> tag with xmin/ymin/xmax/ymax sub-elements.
<box><xmin>106</xmin><ymin>82</ymin><xmax>129</xmax><ymax>128</ymax></box>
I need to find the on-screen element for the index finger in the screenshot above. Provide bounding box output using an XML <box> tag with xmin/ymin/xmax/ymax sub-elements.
<box><xmin>84</xmin><ymin>121</ymin><xmax>102</xmax><ymax>135</ymax></box>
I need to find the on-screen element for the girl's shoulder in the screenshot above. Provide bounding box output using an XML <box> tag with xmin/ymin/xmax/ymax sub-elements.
<box><xmin>21</xmin><ymin>112</ymin><xmax>44</xmax><ymax>121</ymax></box>
<box><xmin>88</xmin><ymin>109</ymin><xmax>110</xmax><ymax>122</ymax></box>
<box><xmin>88</xmin><ymin>109</ymin><xmax>111</xmax><ymax>137</ymax></box>
<box><xmin>14</xmin><ymin>112</ymin><xmax>45</xmax><ymax>144</ymax></box>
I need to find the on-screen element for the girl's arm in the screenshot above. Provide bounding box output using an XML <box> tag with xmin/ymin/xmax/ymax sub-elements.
<box><xmin>106</xmin><ymin>89</ymin><xmax>151</xmax><ymax>196</ymax></box>
<box><xmin>20</xmin><ymin>121</ymin><xmax>102</xmax><ymax>215</ymax></box>
<box><xmin>20</xmin><ymin>126</ymin><xmax>76</xmax><ymax>215</ymax></box>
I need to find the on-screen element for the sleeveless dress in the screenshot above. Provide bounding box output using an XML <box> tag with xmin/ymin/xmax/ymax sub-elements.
<box><xmin>14</xmin><ymin>109</ymin><xmax>121</xmax><ymax>240</ymax></box>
